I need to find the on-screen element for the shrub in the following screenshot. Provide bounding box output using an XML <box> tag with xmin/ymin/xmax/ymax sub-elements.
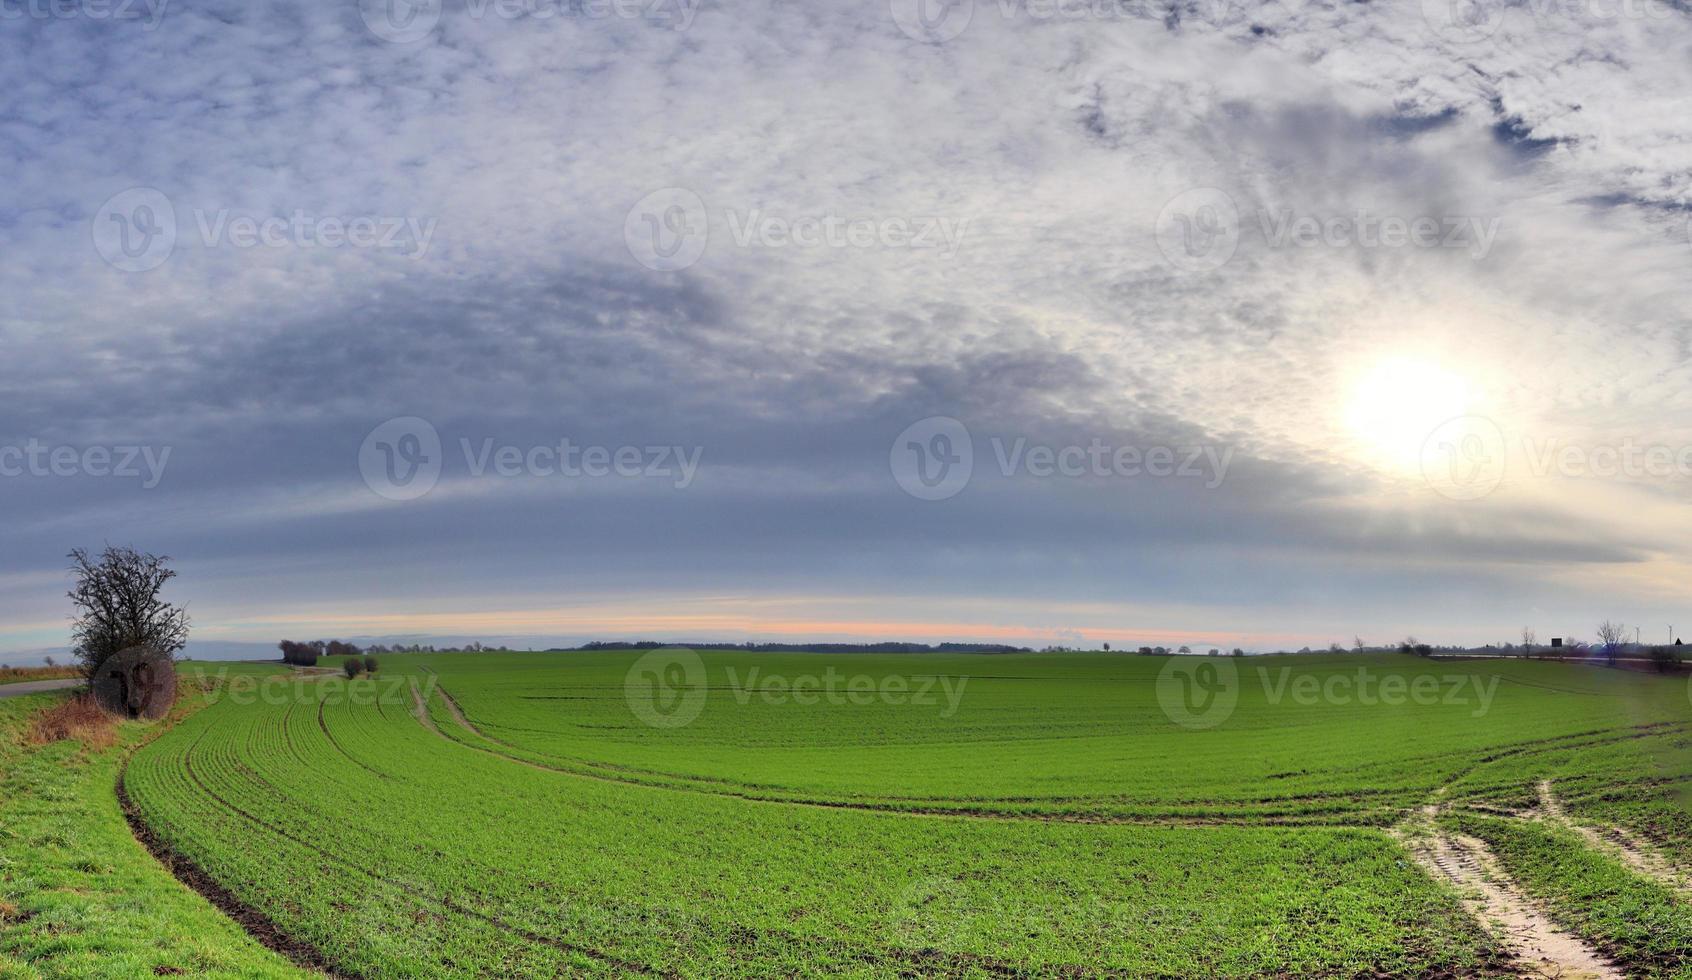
<box><xmin>362</xmin><ymin>656</ymin><xmax>379</xmax><ymax>674</ymax></box>
<box><xmin>341</xmin><ymin>659</ymin><xmax>362</xmax><ymax>679</ymax></box>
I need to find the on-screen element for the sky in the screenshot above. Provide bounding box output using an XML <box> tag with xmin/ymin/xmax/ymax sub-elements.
<box><xmin>1</xmin><ymin>0</ymin><xmax>1690</xmax><ymax>658</ymax></box>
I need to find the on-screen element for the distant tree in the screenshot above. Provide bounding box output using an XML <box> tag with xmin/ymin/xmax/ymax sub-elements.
<box><xmin>1231</xmin><ymin>648</ymin><xmax>1244</xmax><ymax>657</ymax></box>
<box><xmin>341</xmin><ymin>658</ymin><xmax>362</xmax><ymax>679</ymax></box>
<box><xmin>44</xmin><ymin>655</ymin><xmax>55</xmax><ymax>667</ymax></box>
<box><xmin>325</xmin><ymin>640</ymin><xmax>362</xmax><ymax>659</ymax></box>
<box><xmin>1208</xmin><ymin>648</ymin><xmax>1220</xmax><ymax>656</ymax></box>
<box><xmin>1297</xmin><ymin>646</ymin><xmax>1313</xmax><ymax>654</ymax></box>
<box><xmin>1102</xmin><ymin>642</ymin><xmax>1110</xmax><ymax>652</ymax></box>
<box><xmin>1353</xmin><ymin>637</ymin><xmax>1366</xmax><ymax>652</ymax></box>
<box><xmin>1329</xmin><ymin>642</ymin><xmax>1344</xmax><ymax>653</ymax></box>
<box><xmin>1138</xmin><ymin>646</ymin><xmax>1153</xmax><ymax>656</ymax></box>
<box><xmin>67</xmin><ymin>546</ymin><xmax>190</xmax><ymax>686</ymax></box>
<box><xmin>1647</xmin><ymin>646</ymin><xmax>1681</xmax><ymax>673</ymax></box>
<box><xmin>278</xmin><ymin>640</ymin><xmax>319</xmax><ymax>667</ymax></box>
<box><xmin>1596</xmin><ymin>621</ymin><xmax>1628</xmax><ymax>666</ymax></box>
<box><xmin>362</xmin><ymin>655</ymin><xmax>379</xmax><ymax>673</ymax></box>
<box><xmin>1154</xmin><ymin>646</ymin><xmax>1168</xmax><ymax>656</ymax></box>
<box><xmin>1178</xmin><ymin>645</ymin><xmax>1191</xmax><ymax>654</ymax></box>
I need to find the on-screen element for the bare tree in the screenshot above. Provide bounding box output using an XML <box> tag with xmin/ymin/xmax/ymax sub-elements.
<box><xmin>1521</xmin><ymin>627</ymin><xmax>1536</xmax><ymax>660</ymax></box>
<box><xmin>67</xmin><ymin>546</ymin><xmax>190</xmax><ymax>685</ymax></box>
<box><xmin>1596</xmin><ymin>620</ymin><xmax>1628</xmax><ymax>666</ymax></box>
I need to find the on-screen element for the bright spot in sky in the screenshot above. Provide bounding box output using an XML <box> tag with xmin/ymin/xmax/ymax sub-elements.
<box><xmin>1343</xmin><ymin>357</ymin><xmax>1475</xmax><ymax>472</ymax></box>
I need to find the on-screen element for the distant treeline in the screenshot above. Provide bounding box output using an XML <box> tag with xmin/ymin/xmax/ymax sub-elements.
<box><xmin>277</xmin><ymin>639</ymin><xmax>363</xmax><ymax>666</ymax></box>
<box><xmin>277</xmin><ymin>640</ymin><xmax>515</xmax><ymax>664</ymax></box>
<box><xmin>575</xmin><ymin>641</ymin><xmax>1033</xmax><ymax>654</ymax></box>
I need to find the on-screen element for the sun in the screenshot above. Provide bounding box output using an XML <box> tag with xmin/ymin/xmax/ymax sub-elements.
<box><xmin>1342</xmin><ymin>357</ymin><xmax>1475</xmax><ymax>472</ymax></box>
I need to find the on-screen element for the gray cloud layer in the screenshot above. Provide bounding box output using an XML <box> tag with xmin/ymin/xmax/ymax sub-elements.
<box><xmin>1</xmin><ymin>0</ymin><xmax>1688</xmax><ymax>650</ymax></box>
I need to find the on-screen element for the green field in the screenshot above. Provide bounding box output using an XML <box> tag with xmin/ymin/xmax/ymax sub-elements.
<box><xmin>0</xmin><ymin>680</ymin><xmax>311</xmax><ymax>979</ymax></box>
<box><xmin>86</xmin><ymin>652</ymin><xmax>1692</xmax><ymax>976</ymax></box>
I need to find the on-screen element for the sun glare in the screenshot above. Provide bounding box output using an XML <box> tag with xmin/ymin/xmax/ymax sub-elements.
<box><xmin>1343</xmin><ymin>357</ymin><xmax>1475</xmax><ymax>472</ymax></box>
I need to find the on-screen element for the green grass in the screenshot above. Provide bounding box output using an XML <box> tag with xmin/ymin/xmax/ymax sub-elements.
<box><xmin>1449</xmin><ymin>812</ymin><xmax>1692</xmax><ymax>977</ymax></box>
<box><xmin>405</xmin><ymin>651</ymin><xmax>1691</xmax><ymax>825</ymax></box>
<box><xmin>0</xmin><ymin>679</ymin><xmax>312</xmax><ymax>979</ymax></box>
<box><xmin>44</xmin><ymin>650</ymin><xmax>1677</xmax><ymax>977</ymax></box>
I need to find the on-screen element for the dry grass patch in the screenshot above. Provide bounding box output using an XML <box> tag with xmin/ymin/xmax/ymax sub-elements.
<box><xmin>26</xmin><ymin>693</ymin><xmax>116</xmax><ymax>748</ymax></box>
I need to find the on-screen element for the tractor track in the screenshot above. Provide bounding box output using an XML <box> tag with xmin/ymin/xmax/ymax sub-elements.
<box><xmin>152</xmin><ymin>689</ymin><xmax>1102</xmax><ymax>980</ymax></box>
<box><xmin>1537</xmin><ymin>780</ymin><xmax>1692</xmax><ymax>897</ymax></box>
<box><xmin>409</xmin><ymin>674</ymin><xmax>1376</xmax><ymax>829</ymax></box>
<box><xmin>316</xmin><ymin>700</ymin><xmax>391</xmax><ymax>781</ymax></box>
<box><xmin>1396</xmin><ymin>802</ymin><xmax>1623</xmax><ymax>980</ymax></box>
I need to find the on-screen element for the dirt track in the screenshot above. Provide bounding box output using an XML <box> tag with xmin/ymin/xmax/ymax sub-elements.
<box><xmin>1538</xmin><ymin>780</ymin><xmax>1691</xmax><ymax>897</ymax></box>
<box><xmin>1395</xmin><ymin>789</ymin><xmax>1623</xmax><ymax>980</ymax></box>
<box><xmin>0</xmin><ymin>678</ymin><xmax>81</xmax><ymax>698</ymax></box>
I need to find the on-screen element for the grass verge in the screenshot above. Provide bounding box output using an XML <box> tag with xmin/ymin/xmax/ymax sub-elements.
<box><xmin>0</xmin><ymin>687</ymin><xmax>316</xmax><ymax>979</ymax></box>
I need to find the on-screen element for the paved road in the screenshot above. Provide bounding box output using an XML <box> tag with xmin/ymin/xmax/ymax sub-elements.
<box><xmin>0</xmin><ymin>678</ymin><xmax>81</xmax><ymax>698</ymax></box>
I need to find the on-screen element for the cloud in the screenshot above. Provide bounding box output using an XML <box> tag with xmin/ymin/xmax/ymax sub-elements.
<box><xmin>1</xmin><ymin>0</ymin><xmax>1688</xmax><ymax>649</ymax></box>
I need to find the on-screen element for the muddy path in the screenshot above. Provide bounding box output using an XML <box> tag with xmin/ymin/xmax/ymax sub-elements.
<box><xmin>1537</xmin><ymin>780</ymin><xmax>1691</xmax><ymax>897</ymax></box>
<box><xmin>1396</xmin><ymin>798</ymin><xmax>1624</xmax><ymax>980</ymax></box>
